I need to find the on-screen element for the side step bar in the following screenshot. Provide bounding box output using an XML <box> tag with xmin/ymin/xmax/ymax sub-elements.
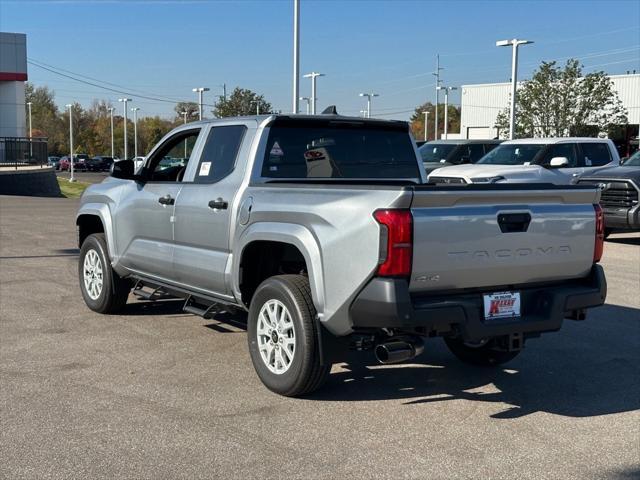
<box><xmin>183</xmin><ymin>295</ymin><xmax>222</xmax><ymax>319</ymax></box>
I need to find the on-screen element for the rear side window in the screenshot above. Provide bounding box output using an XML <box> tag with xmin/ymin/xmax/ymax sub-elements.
<box><xmin>195</xmin><ymin>125</ymin><xmax>246</xmax><ymax>184</ymax></box>
<box><xmin>581</xmin><ymin>143</ymin><xmax>612</xmax><ymax>166</ymax></box>
<box><xmin>467</xmin><ymin>144</ymin><xmax>485</xmax><ymax>163</ymax></box>
<box><xmin>262</xmin><ymin>122</ymin><xmax>419</xmax><ymax>179</ymax></box>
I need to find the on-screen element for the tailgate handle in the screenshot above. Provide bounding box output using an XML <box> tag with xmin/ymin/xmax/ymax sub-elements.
<box><xmin>497</xmin><ymin>213</ymin><xmax>531</xmax><ymax>233</ymax></box>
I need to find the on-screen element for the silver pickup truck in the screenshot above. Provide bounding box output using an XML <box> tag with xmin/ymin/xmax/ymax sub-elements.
<box><xmin>77</xmin><ymin>114</ymin><xmax>606</xmax><ymax>396</ymax></box>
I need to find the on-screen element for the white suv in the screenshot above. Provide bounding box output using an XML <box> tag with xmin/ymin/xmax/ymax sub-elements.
<box><xmin>428</xmin><ymin>138</ymin><xmax>620</xmax><ymax>185</ymax></box>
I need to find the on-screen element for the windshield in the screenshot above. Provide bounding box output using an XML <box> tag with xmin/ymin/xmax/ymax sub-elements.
<box><xmin>476</xmin><ymin>144</ymin><xmax>545</xmax><ymax>165</ymax></box>
<box><xmin>623</xmin><ymin>150</ymin><xmax>640</xmax><ymax>166</ymax></box>
<box><xmin>419</xmin><ymin>143</ymin><xmax>457</xmax><ymax>163</ymax></box>
<box><xmin>262</xmin><ymin>121</ymin><xmax>420</xmax><ymax>179</ymax></box>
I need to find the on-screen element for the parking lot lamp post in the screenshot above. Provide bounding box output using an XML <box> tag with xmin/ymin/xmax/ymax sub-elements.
<box><xmin>292</xmin><ymin>0</ymin><xmax>300</xmax><ymax>113</ymax></box>
<box><xmin>360</xmin><ymin>110</ymin><xmax>367</xmax><ymax>118</ymax></box>
<box><xmin>437</xmin><ymin>86</ymin><xmax>457</xmax><ymax>139</ymax></box>
<box><xmin>359</xmin><ymin>93</ymin><xmax>379</xmax><ymax>118</ymax></box>
<box><xmin>118</xmin><ymin>98</ymin><xmax>131</xmax><ymax>159</ymax></box>
<box><xmin>107</xmin><ymin>107</ymin><xmax>115</xmax><ymax>158</ymax></box>
<box><xmin>27</xmin><ymin>101</ymin><xmax>33</xmax><ymax>159</ymax></box>
<box><xmin>299</xmin><ymin>97</ymin><xmax>310</xmax><ymax>114</ymax></box>
<box><xmin>423</xmin><ymin>111</ymin><xmax>430</xmax><ymax>141</ymax></box>
<box><xmin>65</xmin><ymin>104</ymin><xmax>75</xmax><ymax>183</ymax></box>
<box><xmin>303</xmin><ymin>72</ymin><xmax>325</xmax><ymax>115</ymax></box>
<box><xmin>131</xmin><ymin>107</ymin><xmax>140</xmax><ymax>158</ymax></box>
<box><xmin>192</xmin><ymin>87</ymin><xmax>210</xmax><ymax>120</ymax></box>
<box><xmin>496</xmin><ymin>38</ymin><xmax>533</xmax><ymax>139</ymax></box>
<box><xmin>433</xmin><ymin>54</ymin><xmax>443</xmax><ymax>139</ymax></box>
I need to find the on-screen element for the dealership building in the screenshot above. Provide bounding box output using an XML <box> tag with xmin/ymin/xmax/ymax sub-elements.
<box><xmin>0</xmin><ymin>32</ymin><xmax>27</xmax><ymax>138</ymax></box>
<box><xmin>459</xmin><ymin>73</ymin><xmax>640</xmax><ymax>154</ymax></box>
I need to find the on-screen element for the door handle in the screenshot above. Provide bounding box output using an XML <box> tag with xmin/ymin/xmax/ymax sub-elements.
<box><xmin>158</xmin><ymin>194</ymin><xmax>174</xmax><ymax>205</ymax></box>
<box><xmin>208</xmin><ymin>198</ymin><xmax>228</xmax><ymax>210</ymax></box>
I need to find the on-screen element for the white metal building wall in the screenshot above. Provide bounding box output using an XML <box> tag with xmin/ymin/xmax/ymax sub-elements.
<box><xmin>460</xmin><ymin>74</ymin><xmax>640</xmax><ymax>139</ymax></box>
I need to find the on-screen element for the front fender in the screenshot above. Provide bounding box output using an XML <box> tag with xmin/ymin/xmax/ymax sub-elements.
<box><xmin>233</xmin><ymin>222</ymin><xmax>326</xmax><ymax>319</ymax></box>
<box><xmin>76</xmin><ymin>203</ymin><xmax>117</xmax><ymax>263</ymax></box>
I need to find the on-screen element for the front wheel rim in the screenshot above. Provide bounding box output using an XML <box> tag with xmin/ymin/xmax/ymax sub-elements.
<box><xmin>256</xmin><ymin>299</ymin><xmax>296</xmax><ymax>374</ymax></box>
<box><xmin>83</xmin><ymin>249</ymin><xmax>104</xmax><ymax>300</ymax></box>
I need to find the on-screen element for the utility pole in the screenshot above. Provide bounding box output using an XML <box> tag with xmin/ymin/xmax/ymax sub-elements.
<box><xmin>496</xmin><ymin>38</ymin><xmax>533</xmax><ymax>139</ymax></box>
<box><xmin>299</xmin><ymin>97</ymin><xmax>310</xmax><ymax>114</ymax></box>
<box><xmin>222</xmin><ymin>83</ymin><xmax>227</xmax><ymax>102</ymax></box>
<box><xmin>303</xmin><ymin>72</ymin><xmax>325</xmax><ymax>115</ymax></box>
<box><xmin>192</xmin><ymin>87</ymin><xmax>210</xmax><ymax>120</ymax></box>
<box><xmin>433</xmin><ymin>54</ymin><xmax>443</xmax><ymax>139</ymax></box>
<box><xmin>107</xmin><ymin>107</ymin><xmax>115</xmax><ymax>158</ymax></box>
<box><xmin>422</xmin><ymin>111</ymin><xmax>430</xmax><ymax>141</ymax></box>
<box><xmin>118</xmin><ymin>98</ymin><xmax>132</xmax><ymax>159</ymax></box>
<box><xmin>27</xmin><ymin>101</ymin><xmax>33</xmax><ymax>159</ymax></box>
<box><xmin>292</xmin><ymin>0</ymin><xmax>300</xmax><ymax>113</ymax></box>
<box><xmin>437</xmin><ymin>86</ymin><xmax>457</xmax><ymax>139</ymax></box>
<box><xmin>131</xmin><ymin>107</ymin><xmax>140</xmax><ymax>158</ymax></box>
<box><xmin>65</xmin><ymin>104</ymin><xmax>75</xmax><ymax>182</ymax></box>
<box><xmin>359</xmin><ymin>92</ymin><xmax>379</xmax><ymax>118</ymax></box>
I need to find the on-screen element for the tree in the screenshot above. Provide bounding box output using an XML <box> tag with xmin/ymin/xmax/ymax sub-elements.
<box><xmin>213</xmin><ymin>87</ymin><xmax>272</xmax><ymax>117</ymax></box>
<box><xmin>409</xmin><ymin>101</ymin><xmax>460</xmax><ymax>141</ymax></box>
<box><xmin>25</xmin><ymin>83</ymin><xmax>66</xmax><ymax>154</ymax></box>
<box><xmin>495</xmin><ymin>59</ymin><xmax>628</xmax><ymax>139</ymax></box>
<box><xmin>174</xmin><ymin>102</ymin><xmax>199</xmax><ymax>122</ymax></box>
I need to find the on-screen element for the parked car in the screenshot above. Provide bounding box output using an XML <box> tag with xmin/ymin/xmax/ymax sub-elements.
<box><xmin>86</xmin><ymin>156</ymin><xmax>114</xmax><ymax>172</ymax></box>
<box><xmin>76</xmin><ymin>115</ymin><xmax>606</xmax><ymax>397</ymax></box>
<box><xmin>47</xmin><ymin>156</ymin><xmax>61</xmax><ymax>169</ymax></box>
<box><xmin>577</xmin><ymin>150</ymin><xmax>640</xmax><ymax>235</ymax></box>
<box><xmin>429</xmin><ymin>138</ymin><xmax>620</xmax><ymax>185</ymax></box>
<box><xmin>419</xmin><ymin>139</ymin><xmax>502</xmax><ymax>174</ymax></box>
<box><xmin>74</xmin><ymin>154</ymin><xmax>90</xmax><ymax>171</ymax></box>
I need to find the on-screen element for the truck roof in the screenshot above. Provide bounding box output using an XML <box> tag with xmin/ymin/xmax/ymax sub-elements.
<box><xmin>503</xmin><ymin>137</ymin><xmax>613</xmax><ymax>145</ymax></box>
<box><xmin>185</xmin><ymin>113</ymin><xmax>408</xmax><ymax>128</ymax></box>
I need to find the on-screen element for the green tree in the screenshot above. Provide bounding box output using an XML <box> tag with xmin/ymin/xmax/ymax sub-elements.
<box><xmin>213</xmin><ymin>87</ymin><xmax>272</xmax><ymax>117</ymax></box>
<box><xmin>25</xmin><ymin>82</ymin><xmax>66</xmax><ymax>154</ymax></box>
<box><xmin>409</xmin><ymin>101</ymin><xmax>460</xmax><ymax>141</ymax></box>
<box><xmin>174</xmin><ymin>102</ymin><xmax>199</xmax><ymax>122</ymax></box>
<box><xmin>495</xmin><ymin>59</ymin><xmax>628</xmax><ymax>139</ymax></box>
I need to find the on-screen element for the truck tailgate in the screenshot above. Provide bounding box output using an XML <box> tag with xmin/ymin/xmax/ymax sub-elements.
<box><xmin>409</xmin><ymin>185</ymin><xmax>600</xmax><ymax>293</ymax></box>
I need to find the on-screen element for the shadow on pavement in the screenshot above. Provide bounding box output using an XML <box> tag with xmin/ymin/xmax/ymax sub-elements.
<box><xmin>308</xmin><ymin>304</ymin><xmax>640</xmax><ymax>419</ymax></box>
<box><xmin>606</xmin><ymin>235</ymin><xmax>640</xmax><ymax>246</ymax></box>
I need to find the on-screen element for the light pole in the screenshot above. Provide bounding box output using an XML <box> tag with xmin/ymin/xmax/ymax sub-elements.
<box><xmin>303</xmin><ymin>72</ymin><xmax>325</xmax><ymax>115</ymax></box>
<box><xmin>118</xmin><ymin>98</ymin><xmax>131</xmax><ymax>159</ymax></box>
<box><xmin>131</xmin><ymin>107</ymin><xmax>140</xmax><ymax>158</ymax></box>
<box><xmin>65</xmin><ymin>104</ymin><xmax>75</xmax><ymax>182</ymax></box>
<box><xmin>107</xmin><ymin>107</ymin><xmax>115</xmax><ymax>158</ymax></box>
<box><xmin>192</xmin><ymin>87</ymin><xmax>210</xmax><ymax>120</ymax></box>
<box><xmin>292</xmin><ymin>0</ymin><xmax>300</xmax><ymax>113</ymax></box>
<box><xmin>496</xmin><ymin>38</ymin><xmax>533</xmax><ymax>139</ymax></box>
<box><xmin>299</xmin><ymin>97</ymin><xmax>310</xmax><ymax>115</ymax></box>
<box><xmin>26</xmin><ymin>101</ymin><xmax>33</xmax><ymax>159</ymax></box>
<box><xmin>437</xmin><ymin>86</ymin><xmax>457</xmax><ymax>139</ymax></box>
<box><xmin>359</xmin><ymin>92</ymin><xmax>379</xmax><ymax>118</ymax></box>
<box><xmin>422</xmin><ymin>111</ymin><xmax>430</xmax><ymax>141</ymax></box>
<box><xmin>360</xmin><ymin>110</ymin><xmax>367</xmax><ymax>118</ymax></box>
<box><xmin>432</xmin><ymin>54</ymin><xmax>443</xmax><ymax>139</ymax></box>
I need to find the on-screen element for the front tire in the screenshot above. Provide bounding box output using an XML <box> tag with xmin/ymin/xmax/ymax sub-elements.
<box><xmin>79</xmin><ymin>233</ymin><xmax>131</xmax><ymax>313</ymax></box>
<box><xmin>247</xmin><ymin>275</ymin><xmax>331</xmax><ymax>397</ymax></box>
<box><xmin>444</xmin><ymin>337</ymin><xmax>521</xmax><ymax>366</ymax></box>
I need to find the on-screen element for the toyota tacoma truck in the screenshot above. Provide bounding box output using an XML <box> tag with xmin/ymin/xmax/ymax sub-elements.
<box><xmin>76</xmin><ymin>114</ymin><xmax>607</xmax><ymax>397</ymax></box>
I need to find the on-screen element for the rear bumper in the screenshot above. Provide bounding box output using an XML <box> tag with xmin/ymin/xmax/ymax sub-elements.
<box><xmin>349</xmin><ymin>265</ymin><xmax>606</xmax><ymax>342</ymax></box>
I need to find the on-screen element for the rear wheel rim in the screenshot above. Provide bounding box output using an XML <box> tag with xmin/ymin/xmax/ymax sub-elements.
<box><xmin>83</xmin><ymin>249</ymin><xmax>103</xmax><ymax>300</ymax></box>
<box><xmin>256</xmin><ymin>299</ymin><xmax>296</xmax><ymax>374</ymax></box>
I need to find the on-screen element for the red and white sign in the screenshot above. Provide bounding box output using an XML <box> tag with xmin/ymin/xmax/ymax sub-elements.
<box><xmin>483</xmin><ymin>291</ymin><xmax>521</xmax><ymax>319</ymax></box>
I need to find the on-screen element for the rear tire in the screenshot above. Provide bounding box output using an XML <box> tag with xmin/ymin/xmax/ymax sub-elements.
<box><xmin>247</xmin><ymin>275</ymin><xmax>331</xmax><ymax>397</ymax></box>
<box><xmin>444</xmin><ymin>337</ymin><xmax>520</xmax><ymax>366</ymax></box>
<box><xmin>79</xmin><ymin>233</ymin><xmax>131</xmax><ymax>313</ymax></box>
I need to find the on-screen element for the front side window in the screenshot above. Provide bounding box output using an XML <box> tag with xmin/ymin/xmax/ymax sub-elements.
<box><xmin>147</xmin><ymin>129</ymin><xmax>200</xmax><ymax>182</ymax></box>
<box><xmin>467</xmin><ymin>144</ymin><xmax>485</xmax><ymax>163</ymax></box>
<box><xmin>194</xmin><ymin>125</ymin><xmax>246</xmax><ymax>184</ymax></box>
<box><xmin>419</xmin><ymin>143</ymin><xmax>457</xmax><ymax>163</ymax></box>
<box><xmin>580</xmin><ymin>143</ymin><xmax>612</xmax><ymax>166</ymax></box>
<box><xmin>542</xmin><ymin>143</ymin><xmax>579</xmax><ymax>167</ymax></box>
<box><xmin>263</xmin><ymin>121</ymin><xmax>420</xmax><ymax>179</ymax></box>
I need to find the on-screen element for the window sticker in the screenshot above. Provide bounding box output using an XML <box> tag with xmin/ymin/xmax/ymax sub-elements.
<box><xmin>199</xmin><ymin>161</ymin><xmax>211</xmax><ymax>176</ymax></box>
<box><xmin>585</xmin><ymin>157</ymin><xmax>592</xmax><ymax>166</ymax></box>
<box><xmin>270</xmin><ymin>141</ymin><xmax>284</xmax><ymax>156</ymax></box>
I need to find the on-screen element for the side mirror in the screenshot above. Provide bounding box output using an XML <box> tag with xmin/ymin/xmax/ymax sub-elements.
<box><xmin>549</xmin><ymin>157</ymin><xmax>569</xmax><ymax>168</ymax></box>
<box><xmin>111</xmin><ymin>159</ymin><xmax>136</xmax><ymax>179</ymax></box>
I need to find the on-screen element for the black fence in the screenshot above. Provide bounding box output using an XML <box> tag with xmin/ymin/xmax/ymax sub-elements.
<box><xmin>0</xmin><ymin>137</ymin><xmax>49</xmax><ymax>169</ymax></box>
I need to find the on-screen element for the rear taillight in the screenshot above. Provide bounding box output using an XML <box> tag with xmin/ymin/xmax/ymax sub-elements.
<box><xmin>374</xmin><ymin>209</ymin><xmax>412</xmax><ymax>277</ymax></box>
<box><xmin>593</xmin><ymin>203</ymin><xmax>604</xmax><ymax>263</ymax></box>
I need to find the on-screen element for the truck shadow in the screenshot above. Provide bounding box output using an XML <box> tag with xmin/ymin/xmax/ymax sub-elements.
<box><xmin>309</xmin><ymin>303</ymin><xmax>640</xmax><ymax>419</ymax></box>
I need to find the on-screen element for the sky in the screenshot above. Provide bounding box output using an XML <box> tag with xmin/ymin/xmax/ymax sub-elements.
<box><xmin>1</xmin><ymin>0</ymin><xmax>639</xmax><ymax>121</ymax></box>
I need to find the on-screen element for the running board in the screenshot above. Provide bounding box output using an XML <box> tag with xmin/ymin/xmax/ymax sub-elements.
<box><xmin>183</xmin><ymin>295</ymin><xmax>221</xmax><ymax>319</ymax></box>
<box><xmin>132</xmin><ymin>280</ymin><xmax>174</xmax><ymax>301</ymax></box>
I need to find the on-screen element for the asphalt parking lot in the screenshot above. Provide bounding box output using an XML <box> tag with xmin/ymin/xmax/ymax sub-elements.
<box><xmin>1</xmin><ymin>195</ymin><xmax>638</xmax><ymax>480</ymax></box>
